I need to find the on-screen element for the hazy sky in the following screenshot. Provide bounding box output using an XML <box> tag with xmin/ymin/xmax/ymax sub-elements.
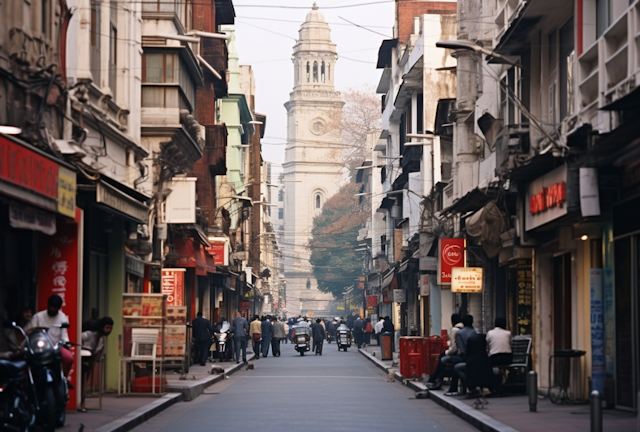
<box><xmin>233</xmin><ymin>0</ymin><xmax>395</xmax><ymax>166</ymax></box>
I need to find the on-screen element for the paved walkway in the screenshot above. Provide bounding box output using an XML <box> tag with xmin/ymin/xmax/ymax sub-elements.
<box><xmin>61</xmin><ymin>350</ymin><xmax>256</xmax><ymax>432</ymax></box>
<box><xmin>360</xmin><ymin>345</ymin><xmax>638</xmax><ymax>432</ymax></box>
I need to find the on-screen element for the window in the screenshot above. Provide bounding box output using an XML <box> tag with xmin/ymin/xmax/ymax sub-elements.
<box><xmin>559</xmin><ymin>17</ymin><xmax>574</xmax><ymax>121</ymax></box>
<box><xmin>278</xmin><ymin>189</ymin><xmax>284</xmax><ymax>202</ymax></box>
<box><xmin>306</xmin><ymin>62</ymin><xmax>310</xmax><ymax>82</ymax></box>
<box><xmin>295</xmin><ymin>62</ymin><xmax>299</xmax><ymax>85</ymax></box>
<box><xmin>41</xmin><ymin>0</ymin><xmax>48</xmax><ymax>37</ymax></box>
<box><xmin>109</xmin><ymin>1</ymin><xmax>117</xmax><ymax>96</ymax></box>
<box><xmin>328</xmin><ymin>64</ymin><xmax>330</xmax><ymax>81</ymax></box>
<box><xmin>321</xmin><ymin>61</ymin><xmax>325</xmax><ymax>83</ymax></box>
<box><xmin>142</xmin><ymin>53</ymin><xmax>196</xmax><ymax>111</ymax></box>
<box><xmin>313</xmin><ymin>61</ymin><xmax>318</xmax><ymax>82</ymax></box>
<box><xmin>416</xmin><ymin>93</ymin><xmax>423</xmax><ymax>133</ymax></box>
<box><xmin>278</xmin><ymin>208</ymin><xmax>284</xmax><ymax>219</ymax></box>
<box><xmin>315</xmin><ymin>194</ymin><xmax>322</xmax><ymax>209</ymax></box>
<box><xmin>596</xmin><ymin>0</ymin><xmax>609</xmax><ymax>38</ymax></box>
<box><xmin>90</xmin><ymin>1</ymin><xmax>101</xmax><ymax>85</ymax></box>
<box><xmin>306</xmin><ymin>279</ymin><xmax>311</xmax><ymax>290</ymax></box>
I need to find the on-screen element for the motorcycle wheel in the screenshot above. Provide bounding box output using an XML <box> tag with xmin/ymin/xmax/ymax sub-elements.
<box><xmin>300</xmin><ymin>350</ymin><xmax>305</xmax><ymax>356</ymax></box>
<box><xmin>40</xmin><ymin>385</ymin><xmax>57</xmax><ymax>432</ymax></box>
<box><xmin>344</xmin><ymin>347</ymin><xmax>348</xmax><ymax>352</ymax></box>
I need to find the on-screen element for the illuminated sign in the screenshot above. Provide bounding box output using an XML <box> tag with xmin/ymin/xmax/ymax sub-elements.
<box><xmin>529</xmin><ymin>181</ymin><xmax>566</xmax><ymax>215</ymax></box>
<box><xmin>451</xmin><ymin>267</ymin><xmax>483</xmax><ymax>293</ymax></box>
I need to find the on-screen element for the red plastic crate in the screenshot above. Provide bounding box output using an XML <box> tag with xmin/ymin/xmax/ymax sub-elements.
<box><xmin>132</xmin><ymin>376</ymin><xmax>167</xmax><ymax>393</ymax></box>
<box><xmin>424</xmin><ymin>335</ymin><xmax>443</xmax><ymax>375</ymax></box>
<box><xmin>400</xmin><ymin>337</ymin><xmax>427</xmax><ymax>378</ymax></box>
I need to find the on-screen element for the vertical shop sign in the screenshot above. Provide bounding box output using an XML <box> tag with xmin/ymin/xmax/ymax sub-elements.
<box><xmin>590</xmin><ymin>269</ymin><xmax>604</xmax><ymax>395</ymax></box>
<box><xmin>162</xmin><ymin>269</ymin><xmax>186</xmax><ymax>306</ymax></box>
<box><xmin>419</xmin><ymin>274</ymin><xmax>430</xmax><ymax>296</ymax></box>
<box><xmin>437</xmin><ymin>238</ymin><xmax>465</xmax><ymax>285</ymax></box>
<box><xmin>516</xmin><ymin>259</ymin><xmax>533</xmax><ymax>335</ymax></box>
<box><xmin>603</xmin><ymin>268</ymin><xmax>614</xmax><ymax>382</ymax></box>
<box><xmin>37</xmin><ymin>213</ymin><xmax>81</xmax><ymax>410</ymax></box>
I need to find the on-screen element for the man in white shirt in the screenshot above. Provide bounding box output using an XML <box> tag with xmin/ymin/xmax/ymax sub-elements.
<box><xmin>486</xmin><ymin>317</ymin><xmax>512</xmax><ymax>367</ymax></box>
<box><xmin>26</xmin><ymin>295</ymin><xmax>73</xmax><ymax>376</ymax></box>
<box><xmin>374</xmin><ymin>317</ymin><xmax>384</xmax><ymax>346</ymax></box>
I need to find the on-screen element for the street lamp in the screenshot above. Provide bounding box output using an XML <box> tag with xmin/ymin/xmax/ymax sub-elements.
<box><xmin>435</xmin><ymin>40</ymin><xmax>521</xmax><ymax>68</ymax></box>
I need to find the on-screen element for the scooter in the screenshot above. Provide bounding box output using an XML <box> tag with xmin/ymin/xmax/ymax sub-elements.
<box><xmin>5</xmin><ymin>321</ymin><xmax>70</xmax><ymax>431</ymax></box>
<box><xmin>292</xmin><ymin>326</ymin><xmax>311</xmax><ymax>356</ymax></box>
<box><xmin>214</xmin><ymin>321</ymin><xmax>231</xmax><ymax>362</ymax></box>
<box><xmin>337</xmin><ymin>325</ymin><xmax>352</xmax><ymax>352</ymax></box>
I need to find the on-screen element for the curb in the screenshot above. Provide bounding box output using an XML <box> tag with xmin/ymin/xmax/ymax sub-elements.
<box><xmin>166</xmin><ymin>354</ymin><xmax>255</xmax><ymax>401</ymax></box>
<box><xmin>95</xmin><ymin>353</ymin><xmax>254</xmax><ymax>432</ymax></box>
<box><xmin>94</xmin><ymin>393</ymin><xmax>183</xmax><ymax>432</ymax></box>
<box><xmin>359</xmin><ymin>348</ymin><xmax>519</xmax><ymax>432</ymax></box>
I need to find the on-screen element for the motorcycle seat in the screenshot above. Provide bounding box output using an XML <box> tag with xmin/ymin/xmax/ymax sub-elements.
<box><xmin>0</xmin><ymin>359</ymin><xmax>27</xmax><ymax>377</ymax></box>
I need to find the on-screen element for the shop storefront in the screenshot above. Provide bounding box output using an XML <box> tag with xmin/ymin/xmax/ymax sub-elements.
<box><xmin>0</xmin><ymin>134</ymin><xmax>81</xmax><ymax>407</ymax></box>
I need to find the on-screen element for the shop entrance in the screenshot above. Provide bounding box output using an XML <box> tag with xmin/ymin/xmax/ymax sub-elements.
<box><xmin>614</xmin><ymin>236</ymin><xmax>639</xmax><ymax>409</ymax></box>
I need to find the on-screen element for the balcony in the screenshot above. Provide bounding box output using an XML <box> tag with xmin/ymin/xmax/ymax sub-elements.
<box><xmin>201</xmin><ymin>37</ymin><xmax>229</xmax><ymax>98</ymax></box>
<box><xmin>203</xmin><ymin>124</ymin><xmax>228</xmax><ymax>176</ymax></box>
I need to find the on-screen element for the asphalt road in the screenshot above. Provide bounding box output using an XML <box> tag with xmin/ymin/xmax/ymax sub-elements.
<box><xmin>131</xmin><ymin>341</ymin><xmax>477</xmax><ymax>432</ymax></box>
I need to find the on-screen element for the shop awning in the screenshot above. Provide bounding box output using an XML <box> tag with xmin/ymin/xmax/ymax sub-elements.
<box><xmin>380</xmin><ymin>269</ymin><xmax>395</xmax><ymax>291</ymax></box>
<box><xmin>173</xmin><ymin>236</ymin><xmax>206</xmax><ymax>274</ymax></box>
<box><xmin>440</xmin><ymin>186</ymin><xmax>498</xmax><ymax>215</ymax></box>
<box><xmin>204</xmin><ymin>253</ymin><xmax>216</xmax><ymax>274</ymax></box>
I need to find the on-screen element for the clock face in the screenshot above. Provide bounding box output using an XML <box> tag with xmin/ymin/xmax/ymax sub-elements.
<box><xmin>310</xmin><ymin>118</ymin><xmax>325</xmax><ymax>135</ymax></box>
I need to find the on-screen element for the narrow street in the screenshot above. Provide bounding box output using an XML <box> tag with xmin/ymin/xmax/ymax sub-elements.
<box><xmin>131</xmin><ymin>345</ymin><xmax>476</xmax><ymax>432</ymax></box>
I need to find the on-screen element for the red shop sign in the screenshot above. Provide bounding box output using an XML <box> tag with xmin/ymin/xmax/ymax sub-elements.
<box><xmin>366</xmin><ymin>295</ymin><xmax>378</xmax><ymax>308</ymax></box>
<box><xmin>206</xmin><ymin>242</ymin><xmax>226</xmax><ymax>265</ymax></box>
<box><xmin>0</xmin><ymin>136</ymin><xmax>59</xmax><ymax>199</ymax></box>
<box><xmin>37</xmin><ymin>209</ymin><xmax>81</xmax><ymax>410</ymax></box>
<box><xmin>240</xmin><ymin>301</ymin><xmax>250</xmax><ymax>310</ymax></box>
<box><xmin>438</xmin><ymin>238</ymin><xmax>466</xmax><ymax>285</ymax></box>
<box><xmin>529</xmin><ymin>181</ymin><xmax>566</xmax><ymax>215</ymax></box>
<box><xmin>161</xmin><ymin>269</ymin><xmax>186</xmax><ymax>306</ymax></box>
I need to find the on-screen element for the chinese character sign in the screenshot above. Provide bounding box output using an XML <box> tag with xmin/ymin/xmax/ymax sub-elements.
<box><xmin>590</xmin><ymin>269</ymin><xmax>604</xmax><ymax>395</ymax></box>
<box><xmin>162</xmin><ymin>269</ymin><xmax>185</xmax><ymax>306</ymax></box>
<box><xmin>451</xmin><ymin>267</ymin><xmax>483</xmax><ymax>293</ymax></box>
<box><xmin>37</xmin><ymin>215</ymin><xmax>80</xmax><ymax>410</ymax></box>
<box><xmin>438</xmin><ymin>238</ymin><xmax>466</xmax><ymax>285</ymax></box>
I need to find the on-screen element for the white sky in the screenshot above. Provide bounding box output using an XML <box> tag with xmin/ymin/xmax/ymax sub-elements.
<box><xmin>233</xmin><ymin>0</ymin><xmax>395</xmax><ymax>166</ymax></box>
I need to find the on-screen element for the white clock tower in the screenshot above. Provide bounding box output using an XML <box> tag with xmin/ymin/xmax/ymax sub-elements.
<box><xmin>282</xmin><ymin>4</ymin><xmax>344</xmax><ymax>316</ymax></box>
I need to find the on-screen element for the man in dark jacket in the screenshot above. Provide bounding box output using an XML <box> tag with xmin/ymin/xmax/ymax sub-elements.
<box><xmin>445</xmin><ymin>314</ymin><xmax>477</xmax><ymax>396</ymax></box>
<box><xmin>312</xmin><ymin>319</ymin><xmax>325</xmax><ymax>355</ymax></box>
<box><xmin>354</xmin><ymin>316</ymin><xmax>365</xmax><ymax>348</ymax></box>
<box><xmin>261</xmin><ymin>316</ymin><xmax>273</xmax><ymax>358</ymax></box>
<box><xmin>192</xmin><ymin>312</ymin><xmax>212</xmax><ymax>366</ymax></box>
<box><xmin>382</xmin><ymin>316</ymin><xmax>395</xmax><ymax>333</ymax></box>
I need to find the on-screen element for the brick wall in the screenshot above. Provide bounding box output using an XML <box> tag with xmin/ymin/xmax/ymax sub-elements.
<box><xmin>396</xmin><ymin>1</ymin><xmax>457</xmax><ymax>46</ymax></box>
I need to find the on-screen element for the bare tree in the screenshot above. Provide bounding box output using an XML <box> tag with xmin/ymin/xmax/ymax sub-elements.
<box><xmin>329</xmin><ymin>85</ymin><xmax>382</xmax><ymax>179</ymax></box>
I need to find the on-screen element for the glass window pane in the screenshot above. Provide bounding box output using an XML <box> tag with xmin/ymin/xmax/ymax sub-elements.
<box><xmin>145</xmin><ymin>54</ymin><xmax>163</xmax><ymax>83</ymax></box>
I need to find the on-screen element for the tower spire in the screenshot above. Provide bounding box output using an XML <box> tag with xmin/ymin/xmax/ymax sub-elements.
<box><xmin>312</xmin><ymin>2</ymin><xmax>318</xmax><ymax>10</ymax></box>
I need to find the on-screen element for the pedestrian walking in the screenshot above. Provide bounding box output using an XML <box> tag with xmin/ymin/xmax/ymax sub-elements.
<box><xmin>231</xmin><ymin>310</ymin><xmax>249</xmax><ymax>364</ymax></box>
<box><xmin>312</xmin><ymin>318</ymin><xmax>325</xmax><ymax>355</ymax></box>
<box><xmin>272</xmin><ymin>317</ymin><xmax>285</xmax><ymax>356</ymax></box>
<box><xmin>261</xmin><ymin>316</ymin><xmax>273</xmax><ymax>357</ymax></box>
<box><xmin>283</xmin><ymin>320</ymin><xmax>290</xmax><ymax>344</ymax></box>
<box><xmin>363</xmin><ymin>317</ymin><xmax>372</xmax><ymax>347</ymax></box>
<box><xmin>250</xmin><ymin>315</ymin><xmax>262</xmax><ymax>359</ymax></box>
<box><xmin>354</xmin><ymin>316</ymin><xmax>365</xmax><ymax>348</ymax></box>
<box><xmin>192</xmin><ymin>311</ymin><xmax>213</xmax><ymax>366</ymax></box>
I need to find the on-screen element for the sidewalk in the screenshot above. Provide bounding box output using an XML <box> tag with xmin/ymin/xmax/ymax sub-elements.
<box><xmin>359</xmin><ymin>345</ymin><xmax>637</xmax><ymax>432</ymax></box>
<box><xmin>61</xmin><ymin>350</ymin><xmax>255</xmax><ymax>432</ymax></box>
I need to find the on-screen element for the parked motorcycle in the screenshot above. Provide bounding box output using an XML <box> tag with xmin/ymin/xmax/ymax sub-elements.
<box><xmin>337</xmin><ymin>324</ymin><xmax>352</xmax><ymax>352</ymax></box>
<box><xmin>3</xmin><ymin>321</ymin><xmax>70</xmax><ymax>431</ymax></box>
<box><xmin>214</xmin><ymin>321</ymin><xmax>231</xmax><ymax>362</ymax></box>
<box><xmin>292</xmin><ymin>325</ymin><xmax>311</xmax><ymax>356</ymax></box>
<box><xmin>0</xmin><ymin>355</ymin><xmax>36</xmax><ymax>431</ymax></box>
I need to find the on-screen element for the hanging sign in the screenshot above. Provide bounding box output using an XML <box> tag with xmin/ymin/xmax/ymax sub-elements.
<box><xmin>162</xmin><ymin>269</ymin><xmax>186</xmax><ymax>306</ymax></box>
<box><xmin>451</xmin><ymin>267</ymin><xmax>483</xmax><ymax>293</ymax></box>
<box><xmin>438</xmin><ymin>238</ymin><xmax>466</xmax><ymax>285</ymax></box>
<box><xmin>525</xmin><ymin>164</ymin><xmax>571</xmax><ymax>230</ymax></box>
<box><xmin>366</xmin><ymin>295</ymin><xmax>378</xmax><ymax>308</ymax></box>
<box><xmin>393</xmin><ymin>289</ymin><xmax>406</xmax><ymax>303</ymax></box>
<box><xmin>420</xmin><ymin>274</ymin><xmax>430</xmax><ymax>296</ymax></box>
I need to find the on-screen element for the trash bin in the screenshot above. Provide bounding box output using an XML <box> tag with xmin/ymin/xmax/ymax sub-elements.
<box><xmin>423</xmin><ymin>335</ymin><xmax>443</xmax><ymax>376</ymax></box>
<box><xmin>381</xmin><ymin>332</ymin><xmax>393</xmax><ymax>360</ymax></box>
<box><xmin>399</xmin><ymin>337</ymin><xmax>425</xmax><ymax>378</ymax></box>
